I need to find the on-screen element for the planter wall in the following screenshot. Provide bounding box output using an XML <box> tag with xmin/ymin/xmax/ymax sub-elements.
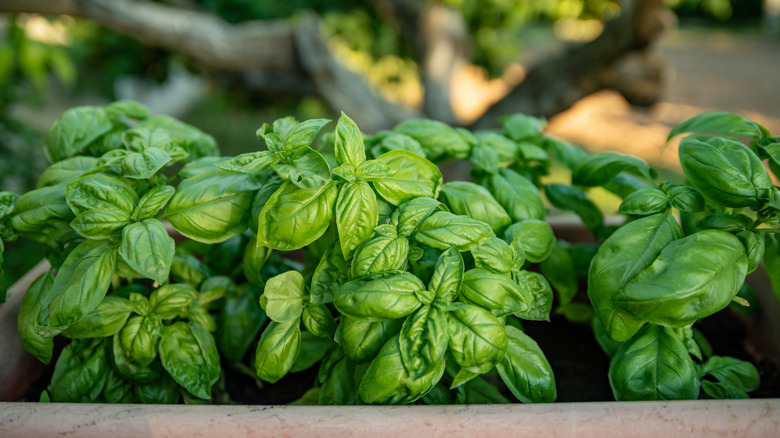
<box><xmin>2</xmin><ymin>219</ymin><xmax>780</xmax><ymax>437</ymax></box>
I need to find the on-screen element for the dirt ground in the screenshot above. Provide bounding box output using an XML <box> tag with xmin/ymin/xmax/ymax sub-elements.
<box><xmin>545</xmin><ymin>25</ymin><xmax>780</xmax><ymax>174</ymax></box>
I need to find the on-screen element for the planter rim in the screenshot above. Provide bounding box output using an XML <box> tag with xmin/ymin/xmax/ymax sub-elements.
<box><xmin>2</xmin><ymin>399</ymin><xmax>779</xmax><ymax>438</ymax></box>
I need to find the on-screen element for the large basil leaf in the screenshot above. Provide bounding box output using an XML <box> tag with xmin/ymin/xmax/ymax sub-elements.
<box><xmin>497</xmin><ymin>326</ymin><xmax>556</xmax><ymax>403</ymax></box>
<box><xmin>62</xmin><ymin>296</ymin><xmax>132</xmax><ymax>339</ymax></box>
<box><xmin>120</xmin><ymin>314</ymin><xmax>163</xmax><ymax>367</ymax></box>
<box><xmin>17</xmin><ymin>270</ymin><xmax>55</xmax><ymax>363</ymax></box>
<box><xmin>259</xmin><ymin>270</ymin><xmax>306</xmax><ymax>323</ymax></box>
<box><xmin>11</xmin><ymin>183</ymin><xmax>74</xmax><ymax>242</ymax></box>
<box><xmin>284</xmin><ymin>118</ymin><xmax>331</xmax><ymax>151</ymax></box>
<box><xmin>440</xmin><ymin>181</ymin><xmax>512</xmax><ymax>234</ymax></box>
<box><xmin>414</xmin><ymin>211</ymin><xmax>494</xmax><ymax>251</ymax></box>
<box><xmin>336</xmin><ymin>316</ymin><xmax>403</xmax><ymax>363</ymax></box>
<box><xmin>257</xmin><ymin>181</ymin><xmax>338</xmax><ymax>251</ymax></box>
<box><xmin>302</xmin><ymin>303</ymin><xmax>337</xmax><ymax>338</ymax></box>
<box><xmin>429</xmin><ymin>246</ymin><xmax>464</xmax><ymax>303</ymax></box>
<box><xmin>254</xmin><ymin>320</ymin><xmax>301</xmax><ymax>384</ymax></box>
<box><xmin>679</xmin><ymin>136</ymin><xmax>772</xmax><ymax>208</ymax></box>
<box><xmin>334</xmin><ymin>272</ymin><xmax>425</xmax><ymax>322</ymax></box>
<box><xmin>136</xmin><ymin>115</ymin><xmax>218</xmax><ymax>160</ymax></box>
<box><xmin>666</xmin><ymin>185</ymin><xmax>705</xmax><ymax>213</ymax></box>
<box><xmin>118</xmin><ymin>219</ymin><xmax>175</xmax><ymax>284</ymax></box>
<box><xmin>70</xmin><ymin>208</ymin><xmax>131</xmax><ymax>239</ymax></box>
<box><xmin>609</xmin><ymin>324</ymin><xmax>700</xmax><ymax>401</ymax></box>
<box><xmin>37</xmin><ymin>239</ymin><xmax>118</xmax><ymax>335</ymax></box>
<box><xmin>45</xmin><ymin>106</ymin><xmax>113</xmax><ymax>163</ymax></box>
<box><xmin>121</xmin><ymin>147</ymin><xmax>173</xmax><ymax>179</ymax></box>
<box><xmin>66</xmin><ymin>174</ymin><xmax>138</xmax><ymax>216</ymax></box>
<box><xmin>393</xmin><ymin>118</ymin><xmax>470</xmax><ymax>161</ymax></box>
<box><xmin>505</xmin><ymin>219</ymin><xmax>555</xmax><ymax>263</ymax></box>
<box><xmin>372</xmin><ymin>150</ymin><xmax>442</xmax><ymax>205</ymax></box>
<box><xmin>619</xmin><ymin>187</ymin><xmax>669</xmax><ymax>216</ymax></box>
<box><xmin>588</xmin><ymin>214</ymin><xmax>682</xmax><ymax>342</ymax></box>
<box><xmin>572</xmin><ymin>152</ymin><xmax>656</xmax><ymax>187</ymax></box>
<box><xmin>393</xmin><ymin>197</ymin><xmax>444</xmax><ymax>237</ymax></box>
<box><xmin>50</xmin><ymin>338</ymin><xmax>108</xmax><ymax>402</ymax></box>
<box><xmin>461</xmin><ymin>268</ymin><xmax>532</xmax><ymax>317</ymax></box>
<box><xmin>486</xmin><ymin>168</ymin><xmax>545</xmax><ymax>222</ymax></box>
<box><xmin>37</xmin><ymin>156</ymin><xmax>100</xmax><ymax>188</ymax></box>
<box><xmin>217</xmin><ymin>287</ymin><xmax>266</xmax><ymax>362</ymax></box>
<box><xmin>399</xmin><ymin>306</ymin><xmax>449</xmax><ymax>379</ymax></box>
<box><xmin>337</xmin><ymin>181</ymin><xmax>378</xmax><ymax>258</ymax></box>
<box><xmin>159</xmin><ymin>321</ymin><xmax>220</xmax><ymax>399</ymax></box>
<box><xmin>167</xmin><ymin>170</ymin><xmax>261</xmax><ymax>244</ymax></box>
<box><xmin>358</xmin><ymin>334</ymin><xmax>447</xmax><ymax>405</ymax></box>
<box><xmin>698</xmin><ymin>356</ymin><xmax>760</xmax><ymax>399</ymax></box>
<box><xmin>133</xmin><ymin>185</ymin><xmax>175</xmax><ymax>220</ymax></box>
<box><xmin>149</xmin><ymin>284</ymin><xmax>197</xmax><ymax>320</ymax></box>
<box><xmin>335</xmin><ymin>112</ymin><xmax>366</xmax><ymax>167</ymax></box>
<box><xmin>617</xmin><ymin>229</ymin><xmax>748</xmax><ymax>328</ymax></box>
<box><xmin>350</xmin><ymin>235</ymin><xmax>409</xmax><ymax>279</ymax></box>
<box><xmin>668</xmin><ymin>111</ymin><xmax>767</xmax><ymax>140</ymax></box>
<box><xmin>447</xmin><ymin>303</ymin><xmax>508</xmax><ymax>374</ymax></box>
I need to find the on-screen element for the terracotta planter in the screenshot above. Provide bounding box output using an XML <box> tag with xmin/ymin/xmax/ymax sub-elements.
<box><xmin>2</xmin><ymin>218</ymin><xmax>779</xmax><ymax>437</ymax></box>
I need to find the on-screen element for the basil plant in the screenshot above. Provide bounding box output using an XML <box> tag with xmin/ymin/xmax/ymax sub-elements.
<box><xmin>3</xmin><ymin>102</ymin><xmax>558</xmax><ymax>405</ymax></box>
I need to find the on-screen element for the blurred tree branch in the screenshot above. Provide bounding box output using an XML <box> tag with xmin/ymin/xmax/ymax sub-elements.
<box><xmin>1</xmin><ymin>0</ymin><xmax>673</xmax><ymax>132</ymax></box>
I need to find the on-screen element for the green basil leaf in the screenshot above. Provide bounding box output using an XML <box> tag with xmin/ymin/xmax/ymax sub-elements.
<box><xmin>105</xmin><ymin>100</ymin><xmax>151</xmax><ymax>120</ymax></box>
<box><xmin>249</xmin><ymin>175</ymin><xmax>283</xmax><ymax>236</ymax></box>
<box><xmin>542</xmin><ymin>136</ymin><xmax>587</xmax><ymax>170</ymax></box>
<box><xmin>617</xmin><ymin>230</ymin><xmax>748</xmax><ymax>328</ymax></box>
<box><xmin>501</xmin><ymin>113</ymin><xmax>545</xmax><ymax>142</ymax></box>
<box><xmin>350</xmin><ymin>235</ymin><xmax>409</xmax><ymax>279</ymax></box>
<box><xmin>334</xmin><ymin>272</ymin><xmax>425</xmax><ymax>322</ymax></box>
<box><xmin>618</xmin><ymin>187</ymin><xmax>669</xmax><ymax>216</ymax></box>
<box><xmin>136</xmin><ymin>115</ymin><xmax>218</xmax><ymax>161</ymax></box>
<box><xmin>260</xmin><ymin>270</ymin><xmax>306</xmax><ymax>323</ymax></box>
<box><xmin>447</xmin><ymin>303</ymin><xmax>508</xmax><ymax>373</ymax></box>
<box><xmin>273</xmin><ymin>148</ymin><xmax>332</xmax><ymax>189</ymax></box>
<box><xmin>668</xmin><ymin>111</ymin><xmax>767</xmax><ymax>141</ymax></box>
<box><xmin>150</xmin><ymin>283</ymin><xmax>198</xmax><ymax>320</ymax></box>
<box><xmin>399</xmin><ymin>306</ymin><xmax>449</xmax><ymax>379</ymax></box>
<box><xmin>254</xmin><ymin>320</ymin><xmax>301</xmax><ymax>384</ymax></box>
<box><xmin>110</xmin><ymin>332</ymin><xmax>160</xmax><ymax>384</ymax></box>
<box><xmin>18</xmin><ymin>270</ymin><xmax>55</xmax><ymax>363</ymax></box>
<box><xmin>591</xmin><ymin>314</ymin><xmax>624</xmax><ymax>358</ymax></box>
<box><xmin>497</xmin><ymin>325</ymin><xmax>556</xmax><ymax>403</ymax></box>
<box><xmin>472</xmin><ymin>237</ymin><xmax>514</xmax><ymax>276</ymax></box>
<box><xmin>461</xmin><ymin>269</ymin><xmax>533</xmax><ymax>317</ymax></box>
<box><xmin>335</xmin><ymin>112</ymin><xmax>366</xmax><ymax>167</ymax></box>
<box><xmin>118</xmin><ymin>219</ymin><xmax>175</xmax><ymax>284</ymax></box>
<box><xmin>37</xmin><ymin>239</ymin><xmax>118</xmax><ymax>335</ymax></box>
<box><xmin>414</xmin><ymin>211</ymin><xmax>494</xmax><ymax>251</ymax></box>
<box><xmin>159</xmin><ymin>321</ymin><xmax>220</xmax><ymax>399</ymax></box>
<box><xmin>171</xmin><ymin>248</ymin><xmax>212</xmax><ymax>286</ymax></box>
<box><xmin>763</xmin><ymin>234</ymin><xmax>780</xmax><ymax>302</ymax></box>
<box><xmin>135</xmin><ymin>373</ymin><xmax>180</xmax><ymax>404</ymax></box>
<box><xmin>62</xmin><ymin>296</ymin><xmax>132</xmax><ymax>339</ymax></box>
<box><xmin>120</xmin><ymin>314</ymin><xmax>162</xmax><ymax>367</ymax></box>
<box><xmin>336</xmin><ymin>316</ymin><xmax>403</xmax><ymax>363</ymax></box>
<box><xmin>429</xmin><ymin>246</ymin><xmax>464</xmax><ymax>303</ymax></box>
<box><xmin>50</xmin><ymin>338</ymin><xmax>108</xmax><ymax>402</ymax></box>
<box><xmin>243</xmin><ymin>236</ymin><xmax>271</xmax><ymax>287</ymax></box>
<box><xmin>679</xmin><ymin>136</ymin><xmax>772</xmax><ymax>208</ymax></box>
<box><xmin>133</xmin><ymin>185</ymin><xmax>175</xmax><ymax>220</ymax></box>
<box><xmin>121</xmin><ymin>147</ymin><xmax>173</xmax><ymax>179</ymax></box>
<box><xmin>698</xmin><ymin>356</ymin><xmax>760</xmax><ymax>399</ymax></box>
<box><xmin>736</xmin><ymin>230</ymin><xmax>765</xmax><ymax>274</ymax></box>
<box><xmin>187</xmin><ymin>301</ymin><xmax>216</xmax><ymax>332</ymax></box>
<box><xmin>11</xmin><ymin>184</ymin><xmax>74</xmax><ymax>243</ymax></box>
<box><xmin>505</xmin><ymin>219</ymin><xmax>555</xmax><ymax>263</ymax></box>
<box><xmin>70</xmin><ymin>208</ymin><xmax>130</xmax><ymax>240</ymax></box>
<box><xmin>486</xmin><ymin>169</ymin><xmax>546</xmax><ymax>222</ymax></box>
<box><xmin>66</xmin><ymin>174</ymin><xmax>138</xmax><ymax>216</ymax></box>
<box><xmin>539</xmin><ymin>242</ymin><xmax>577</xmax><ymax>306</ymax></box>
<box><xmin>217</xmin><ymin>287</ymin><xmax>266</xmax><ymax>362</ymax></box>
<box><xmin>215</xmin><ymin>151</ymin><xmax>274</xmax><ymax>174</ymax></box>
<box><xmin>697</xmin><ymin>213</ymin><xmax>753</xmax><ymax>232</ymax></box>
<box><xmin>284</xmin><ymin>118</ymin><xmax>330</xmax><ymax>150</ymax></box>
<box><xmin>474</xmin><ymin>131</ymin><xmax>517</xmax><ymax>164</ymax></box>
<box><xmin>440</xmin><ymin>182</ymin><xmax>512</xmax><ymax>234</ymax></box>
<box><xmin>257</xmin><ymin>181</ymin><xmax>338</xmax><ymax>251</ymax></box>
<box><xmin>469</xmin><ymin>144</ymin><xmax>500</xmax><ymax>174</ymax></box>
<box><xmin>667</xmin><ymin>185</ymin><xmax>705</xmax><ymax>213</ymax></box>
<box><xmin>393</xmin><ymin>197</ymin><xmax>444</xmax><ymax>237</ymax></box>
<box><xmin>198</xmin><ymin>275</ymin><xmax>237</xmax><ymax>305</ymax></box>
<box><xmin>310</xmin><ymin>241</ymin><xmax>348</xmax><ymax>305</ymax></box>
<box><xmin>573</xmin><ymin>152</ymin><xmax>656</xmax><ymax>187</ymax></box>
<box><xmin>178</xmin><ymin>156</ymin><xmax>223</xmax><ymax>179</ymax></box>
<box><xmin>337</xmin><ymin>181</ymin><xmax>379</xmax><ymax>258</ymax></box>
<box><xmin>513</xmin><ymin>271</ymin><xmax>553</xmax><ymax>321</ymax></box>
<box><xmin>317</xmin><ymin>348</ymin><xmax>358</xmax><ymax>405</ymax></box>
<box><xmin>37</xmin><ymin>156</ymin><xmax>100</xmax><ymax>188</ymax></box>
<box><xmin>167</xmin><ymin>170</ymin><xmax>261</xmax><ymax>244</ymax></box>
<box><xmin>609</xmin><ymin>324</ymin><xmax>700</xmax><ymax>401</ymax></box>
<box><xmin>102</xmin><ymin>367</ymin><xmax>137</xmax><ymax>403</ymax></box>
<box><xmin>588</xmin><ymin>214</ymin><xmax>682</xmax><ymax>342</ymax></box>
<box><xmin>544</xmin><ymin>184</ymin><xmax>603</xmax><ymax>233</ymax></box>
<box><xmin>45</xmin><ymin>106</ymin><xmax>113</xmax><ymax>163</ymax></box>
<box><xmin>372</xmin><ymin>150</ymin><xmax>443</xmax><ymax>205</ymax></box>
<box><xmin>371</xmin><ymin>132</ymin><xmax>426</xmax><ymax>159</ymax></box>
<box><xmin>358</xmin><ymin>334</ymin><xmax>446</xmax><ymax>404</ymax></box>
<box><xmin>393</xmin><ymin>118</ymin><xmax>470</xmax><ymax>161</ymax></box>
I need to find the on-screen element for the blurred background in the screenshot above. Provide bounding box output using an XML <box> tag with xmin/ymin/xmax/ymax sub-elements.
<box><xmin>1</xmin><ymin>0</ymin><xmax>779</xmax><ymax>284</ymax></box>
